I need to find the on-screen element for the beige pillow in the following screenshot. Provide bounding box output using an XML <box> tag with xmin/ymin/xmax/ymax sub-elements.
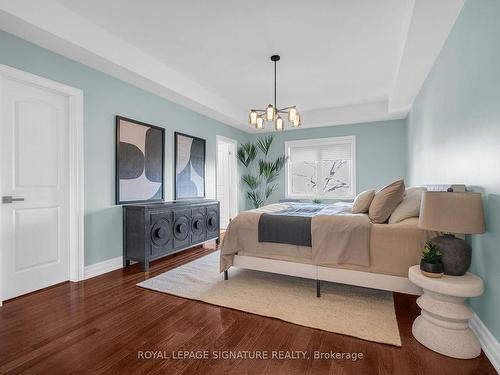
<box><xmin>368</xmin><ymin>179</ymin><xmax>405</xmax><ymax>223</ymax></box>
<box><xmin>388</xmin><ymin>187</ymin><xmax>427</xmax><ymax>224</ymax></box>
<box><xmin>352</xmin><ymin>190</ymin><xmax>375</xmax><ymax>214</ymax></box>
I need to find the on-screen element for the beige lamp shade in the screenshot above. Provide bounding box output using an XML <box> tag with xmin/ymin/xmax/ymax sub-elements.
<box><xmin>418</xmin><ymin>191</ymin><xmax>485</xmax><ymax>234</ymax></box>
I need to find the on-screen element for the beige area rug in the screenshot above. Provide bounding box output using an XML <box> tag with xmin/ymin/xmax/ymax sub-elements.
<box><xmin>137</xmin><ymin>251</ymin><xmax>401</xmax><ymax>346</ymax></box>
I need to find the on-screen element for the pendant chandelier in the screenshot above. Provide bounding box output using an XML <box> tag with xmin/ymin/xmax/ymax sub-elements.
<box><xmin>248</xmin><ymin>55</ymin><xmax>301</xmax><ymax>131</ymax></box>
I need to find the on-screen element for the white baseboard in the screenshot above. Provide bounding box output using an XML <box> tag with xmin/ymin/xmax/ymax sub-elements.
<box><xmin>470</xmin><ymin>313</ymin><xmax>500</xmax><ymax>373</ymax></box>
<box><xmin>84</xmin><ymin>256</ymin><xmax>124</xmax><ymax>280</ymax></box>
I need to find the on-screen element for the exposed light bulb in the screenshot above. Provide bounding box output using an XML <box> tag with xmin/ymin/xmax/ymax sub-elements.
<box><xmin>266</xmin><ymin>104</ymin><xmax>275</xmax><ymax>121</ymax></box>
<box><xmin>275</xmin><ymin>116</ymin><xmax>284</xmax><ymax>131</ymax></box>
<box><xmin>249</xmin><ymin>111</ymin><xmax>258</xmax><ymax>126</ymax></box>
<box><xmin>288</xmin><ymin>107</ymin><xmax>297</xmax><ymax>122</ymax></box>
<box><xmin>256</xmin><ymin>115</ymin><xmax>264</xmax><ymax>129</ymax></box>
<box><xmin>292</xmin><ymin>112</ymin><xmax>301</xmax><ymax>127</ymax></box>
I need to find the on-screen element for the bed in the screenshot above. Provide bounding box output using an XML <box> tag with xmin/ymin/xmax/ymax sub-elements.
<box><xmin>220</xmin><ymin>184</ymin><xmax>465</xmax><ymax>296</ymax></box>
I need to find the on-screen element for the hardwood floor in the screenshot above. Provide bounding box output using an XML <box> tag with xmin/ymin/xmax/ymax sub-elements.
<box><xmin>0</xmin><ymin>243</ymin><xmax>495</xmax><ymax>375</ymax></box>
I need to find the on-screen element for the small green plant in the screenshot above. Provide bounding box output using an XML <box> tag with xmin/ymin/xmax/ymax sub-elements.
<box><xmin>312</xmin><ymin>198</ymin><xmax>322</xmax><ymax>204</ymax></box>
<box><xmin>422</xmin><ymin>241</ymin><xmax>442</xmax><ymax>264</ymax></box>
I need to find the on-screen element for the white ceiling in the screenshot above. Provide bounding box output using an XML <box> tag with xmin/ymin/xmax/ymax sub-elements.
<box><xmin>0</xmin><ymin>0</ymin><xmax>465</xmax><ymax>133</ymax></box>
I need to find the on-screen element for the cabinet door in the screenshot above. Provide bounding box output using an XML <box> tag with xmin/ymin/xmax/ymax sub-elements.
<box><xmin>148</xmin><ymin>210</ymin><xmax>173</xmax><ymax>257</ymax></box>
<box><xmin>172</xmin><ymin>208</ymin><xmax>191</xmax><ymax>249</ymax></box>
<box><xmin>206</xmin><ymin>204</ymin><xmax>219</xmax><ymax>240</ymax></box>
<box><xmin>191</xmin><ymin>206</ymin><xmax>206</xmax><ymax>244</ymax></box>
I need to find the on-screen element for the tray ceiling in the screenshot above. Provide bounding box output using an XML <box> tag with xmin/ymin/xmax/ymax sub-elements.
<box><xmin>0</xmin><ymin>0</ymin><xmax>465</xmax><ymax>132</ymax></box>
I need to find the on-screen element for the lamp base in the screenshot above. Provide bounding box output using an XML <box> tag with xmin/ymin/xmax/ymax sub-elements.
<box><xmin>431</xmin><ymin>234</ymin><xmax>471</xmax><ymax>276</ymax></box>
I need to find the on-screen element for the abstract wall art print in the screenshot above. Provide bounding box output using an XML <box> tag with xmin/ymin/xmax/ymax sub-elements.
<box><xmin>116</xmin><ymin>116</ymin><xmax>164</xmax><ymax>204</ymax></box>
<box><xmin>174</xmin><ymin>132</ymin><xmax>206</xmax><ymax>199</ymax></box>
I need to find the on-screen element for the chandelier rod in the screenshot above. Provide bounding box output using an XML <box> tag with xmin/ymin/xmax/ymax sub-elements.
<box><xmin>270</xmin><ymin>54</ymin><xmax>281</xmax><ymax>120</ymax></box>
<box><xmin>274</xmin><ymin>57</ymin><xmax>277</xmax><ymax>113</ymax></box>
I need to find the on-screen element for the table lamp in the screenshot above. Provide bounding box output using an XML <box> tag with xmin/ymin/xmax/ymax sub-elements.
<box><xmin>418</xmin><ymin>191</ymin><xmax>485</xmax><ymax>276</ymax></box>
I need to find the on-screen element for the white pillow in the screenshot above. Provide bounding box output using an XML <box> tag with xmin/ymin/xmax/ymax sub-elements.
<box><xmin>388</xmin><ymin>187</ymin><xmax>427</xmax><ymax>224</ymax></box>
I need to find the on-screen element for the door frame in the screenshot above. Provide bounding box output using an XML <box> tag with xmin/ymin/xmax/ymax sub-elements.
<box><xmin>215</xmin><ymin>135</ymin><xmax>238</xmax><ymax>227</ymax></box>
<box><xmin>0</xmin><ymin>65</ymin><xmax>84</xmax><ymax>305</ymax></box>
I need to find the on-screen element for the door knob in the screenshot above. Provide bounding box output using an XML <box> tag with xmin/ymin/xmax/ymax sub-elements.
<box><xmin>2</xmin><ymin>196</ymin><xmax>25</xmax><ymax>204</ymax></box>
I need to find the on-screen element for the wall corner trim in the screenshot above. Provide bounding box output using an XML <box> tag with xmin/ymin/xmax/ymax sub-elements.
<box><xmin>470</xmin><ymin>313</ymin><xmax>500</xmax><ymax>373</ymax></box>
<box><xmin>84</xmin><ymin>256</ymin><xmax>124</xmax><ymax>280</ymax></box>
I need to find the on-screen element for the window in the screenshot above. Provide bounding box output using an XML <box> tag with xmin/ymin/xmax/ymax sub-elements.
<box><xmin>285</xmin><ymin>136</ymin><xmax>356</xmax><ymax>199</ymax></box>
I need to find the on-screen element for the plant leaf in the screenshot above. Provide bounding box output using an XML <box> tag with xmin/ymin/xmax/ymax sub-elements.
<box><xmin>237</xmin><ymin>147</ymin><xmax>249</xmax><ymax>167</ymax></box>
<box><xmin>242</xmin><ymin>174</ymin><xmax>259</xmax><ymax>189</ymax></box>
<box><xmin>259</xmin><ymin>160</ymin><xmax>277</xmax><ymax>183</ymax></box>
<box><xmin>257</xmin><ymin>135</ymin><xmax>274</xmax><ymax>156</ymax></box>
<box><xmin>247</xmin><ymin>190</ymin><xmax>264</xmax><ymax>208</ymax></box>
<box><xmin>272</xmin><ymin>155</ymin><xmax>287</xmax><ymax>173</ymax></box>
<box><xmin>237</xmin><ymin>142</ymin><xmax>257</xmax><ymax>167</ymax></box>
<box><xmin>265</xmin><ymin>184</ymin><xmax>277</xmax><ymax>199</ymax></box>
<box><xmin>421</xmin><ymin>240</ymin><xmax>442</xmax><ymax>263</ymax></box>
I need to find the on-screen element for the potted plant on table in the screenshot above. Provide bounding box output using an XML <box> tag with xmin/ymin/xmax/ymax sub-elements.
<box><xmin>420</xmin><ymin>241</ymin><xmax>444</xmax><ymax>278</ymax></box>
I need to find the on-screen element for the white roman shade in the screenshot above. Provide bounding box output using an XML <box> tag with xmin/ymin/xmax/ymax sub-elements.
<box><xmin>285</xmin><ymin>136</ymin><xmax>356</xmax><ymax>199</ymax></box>
<box><xmin>289</xmin><ymin>142</ymin><xmax>353</xmax><ymax>163</ymax></box>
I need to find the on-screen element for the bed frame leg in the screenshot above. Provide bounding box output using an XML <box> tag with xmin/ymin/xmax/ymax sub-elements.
<box><xmin>317</xmin><ymin>279</ymin><xmax>321</xmax><ymax>297</ymax></box>
<box><xmin>224</xmin><ymin>270</ymin><xmax>228</xmax><ymax>280</ymax></box>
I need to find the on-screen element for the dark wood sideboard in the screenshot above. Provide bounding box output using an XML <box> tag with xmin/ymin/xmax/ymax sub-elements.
<box><xmin>123</xmin><ymin>199</ymin><xmax>220</xmax><ymax>271</ymax></box>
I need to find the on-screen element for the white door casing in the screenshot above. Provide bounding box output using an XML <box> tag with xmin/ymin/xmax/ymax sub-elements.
<box><xmin>216</xmin><ymin>135</ymin><xmax>238</xmax><ymax>229</ymax></box>
<box><xmin>217</xmin><ymin>142</ymin><xmax>230</xmax><ymax>227</ymax></box>
<box><xmin>0</xmin><ymin>65</ymin><xmax>84</xmax><ymax>304</ymax></box>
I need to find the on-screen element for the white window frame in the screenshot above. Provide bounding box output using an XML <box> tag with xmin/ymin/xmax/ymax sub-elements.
<box><xmin>285</xmin><ymin>136</ymin><xmax>356</xmax><ymax>200</ymax></box>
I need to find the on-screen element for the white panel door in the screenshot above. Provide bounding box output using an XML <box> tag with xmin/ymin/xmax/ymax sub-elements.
<box><xmin>1</xmin><ymin>76</ymin><xmax>70</xmax><ymax>300</ymax></box>
<box><xmin>217</xmin><ymin>143</ymin><xmax>231</xmax><ymax>228</ymax></box>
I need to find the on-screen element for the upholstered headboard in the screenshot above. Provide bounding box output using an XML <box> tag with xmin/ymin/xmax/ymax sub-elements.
<box><xmin>279</xmin><ymin>184</ymin><xmax>467</xmax><ymax>204</ymax></box>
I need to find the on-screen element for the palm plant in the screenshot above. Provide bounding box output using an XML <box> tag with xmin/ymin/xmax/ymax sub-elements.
<box><xmin>237</xmin><ymin>142</ymin><xmax>257</xmax><ymax>167</ymax></box>
<box><xmin>247</xmin><ymin>191</ymin><xmax>264</xmax><ymax>208</ymax></box>
<box><xmin>241</xmin><ymin>174</ymin><xmax>259</xmax><ymax>190</ymax></box>
<box><xmin>238</xmin><ymin>135</ymin><xmax>287</xmax><ymax>208</ymax></box>
<box><xmin>259</xmin><ymin>160</ymin><xmax>276</xmax><ymax>183</ymax></box>
<box><xmin>257</xmin><ymin>136</ymin><xmax>274</xmax><ymax>156</ymax></box>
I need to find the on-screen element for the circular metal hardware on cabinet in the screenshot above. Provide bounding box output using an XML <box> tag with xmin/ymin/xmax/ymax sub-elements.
<box><xmin>191</xmin><ymin>214</ymin><xmax>204</xmax><ymax>235</ymax></box>
<box><xmin>206</xmin><ymin>211</ymin><xmax>218</xmax><ymax>231</ymax></box>
<box><xmin>173</xmin><ymin>216</ymin><xmax>189</xmax><ymax>240</ymax></box>
<box><xmin>150</xmin><ymin>219</ymin><xmax>171</xmax><ymax>247</ymax></box>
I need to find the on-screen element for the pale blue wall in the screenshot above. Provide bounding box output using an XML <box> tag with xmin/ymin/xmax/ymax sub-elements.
<box><xmin>0</xmin><ymin>31</ymin><xmax>250</xmax><ymax>266</ymax></box>
<box><xmin>407</xmin><ymin>0</ymin><xmax>500</xmax><ymax>340</ymax></box>
<box><xmin>0</xmin><ymin>31</ymin><xmax>409</xmax><ymax>271</ymax></box>
<box><xmin>249</xmin><ymin>119</ymin><xmax>407</xmax><ymax>204</ymax></box>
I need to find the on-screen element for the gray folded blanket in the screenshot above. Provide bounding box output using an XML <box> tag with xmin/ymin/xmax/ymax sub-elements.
<box><xmin>258</xmin><ymin>204</ymin><xmax>326</xmax><ymax>247</ymax></box>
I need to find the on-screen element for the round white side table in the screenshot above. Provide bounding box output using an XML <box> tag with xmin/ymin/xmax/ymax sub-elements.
<box><xmin>408</xmin><ymin>265</ymin><xmax>484</xmax><ymax>359</ymax></box>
